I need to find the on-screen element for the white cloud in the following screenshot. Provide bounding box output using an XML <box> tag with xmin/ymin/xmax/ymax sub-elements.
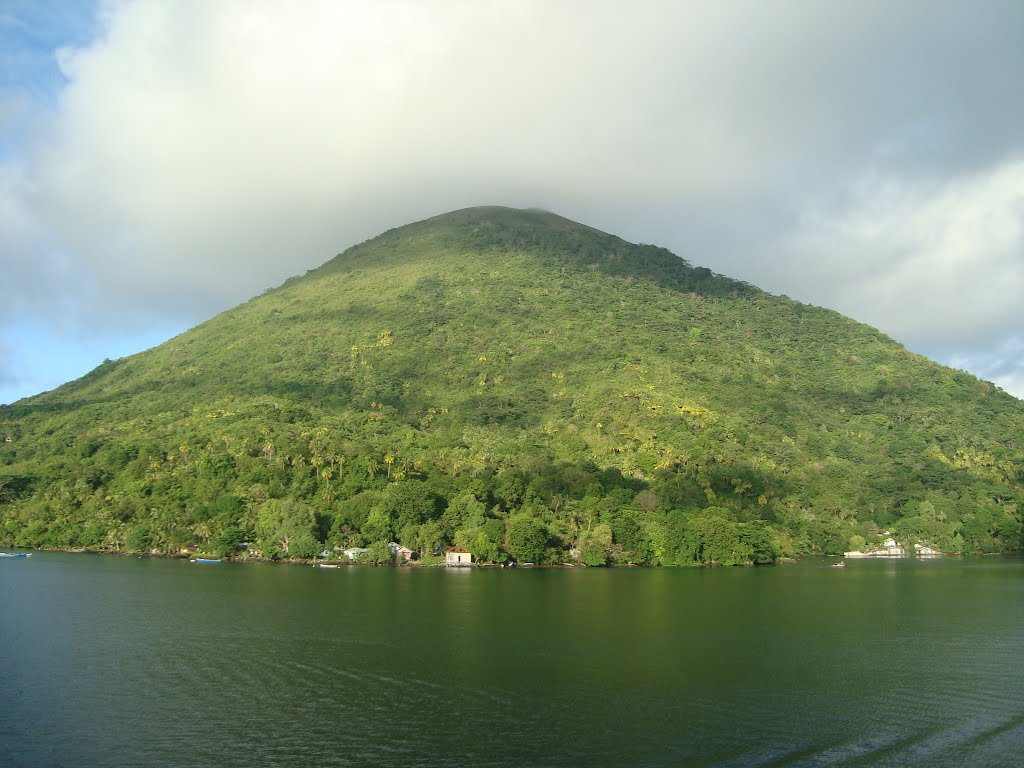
<box><xmin>945</xmin><ymin>338</ymin><xmax>1024</xmax><ymax>400</ymax></box>
<box><xmin>1</xmin><ymin>0</ymin><xmax>1023</xmax><ymax>398</ymax></box>
<box><xmin>775</xmin><ymin>161</ymin><xmax>1024</xmax><ymax>347</ymax></box>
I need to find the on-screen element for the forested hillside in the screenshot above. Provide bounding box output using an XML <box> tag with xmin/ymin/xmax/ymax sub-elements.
<box><xmin>2</xmin><ymin>207</ymin><xmax>1021</xmax><ymax>563</ymax></box>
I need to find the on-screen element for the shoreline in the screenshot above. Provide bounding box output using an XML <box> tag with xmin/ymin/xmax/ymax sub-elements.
<box><xmin>4</xmin><ymin>546</ymin><xmax>997</xmax><ymax>568</ymax></box>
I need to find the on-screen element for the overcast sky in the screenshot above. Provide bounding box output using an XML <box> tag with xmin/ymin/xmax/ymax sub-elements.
<box><xmin>2</xmin><ymin>0</ymin><xmax>1023</xmax><ymax>404</ymax></box>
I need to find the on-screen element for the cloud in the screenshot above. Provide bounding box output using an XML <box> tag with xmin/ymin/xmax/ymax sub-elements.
<box><xmin>945</xmin><ymin>338</ymin><xmax>1024</xmax><ymax>400</ymax></box>
<box><xmin>1</xmin><ymin>0</ymin><xmax>1023</xmax><ymax>398</ymax></box>
<box><xmin>773</xmin><ymin>161</ymin><xmax>1024</xmax><ymax>347</ymax></box>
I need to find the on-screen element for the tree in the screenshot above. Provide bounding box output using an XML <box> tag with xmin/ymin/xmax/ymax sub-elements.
<box><xmin>402</xmin><ymin>519</ymin><xmax>444</xmax><ymax>557</ymax></box>
<box><xmin>361</xmin><ymin>505</ymin><xmax>394</xmax><ymax>543</ymax></box>
<box><xmin>442</xmin><ymin>491</ymin><xmax>486</xmax><ymax>537</ymax></box>
<box><xmin>256</xmin><ymin>498</ymin><xmax>318</xmax><ymax>559</ymax></box>
<box><xmin>496</xmin><ymin>470</ymin><xmax>527</xmax><ymax>511</ymax></box>
<box><xmin>505</xmin><ymin>514</ymin><xmax>547</xmax><ymax>563</ymax></box>
<box><xmin>288</xmin><ymin>531</ymin><xmax>321</xmax><ymax>559</ymax></box>
<box><xmin>379</xmin><ymin>480</ymin><xmax>440</xmax><ymax>532</ymax></box>
<box><xmin>689</xmin><ymin>515</ymin><xmax>751</xmax><ymax>565</ymax></box>
<box><xmin>125</xmin><ymin>523</ymin><xmax>152</xmax><ymax>552</ymax></box>
<box><xmin>606</xmin><ymin>508</ymin><xmax>653</xmax><ymax>564</ymax></box>
<box><xmin>456</xmin><ymin>523</ymin><xmax>504</xmax><ymax>563</ymax></box>
<box><xmin>213</xmin><ymin>526</ymin><xmax>245</xmax><ymax>557</ymax></box>
<box><xmin>738</xmin><ymin>521</ymin><xmax>780</xmax><ymax>564</ymax></box>
<box><xmin>363</xmin><ymin>540</ymin><xmax>394</xmax><ymax>565</ymax></box>
<box><xmin>575</xmin><ymin>522</ymin><xmax>613</xmax><ymax>566</ymax></box>
<box><xmin>634</xmin><ymin>489</ymin><xmax>661</xmax><ymax>513</ymax></box>
<box><xmin>332</xmin><ymin>491</ymin><xmax>380</xmax><ymax>539</ymax></box>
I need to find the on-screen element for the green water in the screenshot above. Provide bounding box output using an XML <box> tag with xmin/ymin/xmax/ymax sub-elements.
<box><xmin>2</xmin><ymin>554</ymin><xmax>1022</xmax><ymax>767</ymax></box>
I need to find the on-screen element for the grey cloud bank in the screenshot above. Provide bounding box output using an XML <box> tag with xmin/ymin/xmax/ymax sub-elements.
<box><xmin>1</xmin><ymin>0</ymin><xmax>1023</xmax><ymax>401</ymax></box>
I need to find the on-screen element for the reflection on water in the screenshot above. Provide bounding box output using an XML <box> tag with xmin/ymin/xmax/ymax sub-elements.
<box><xmin>1</xmin><ymin>555</ymin><xmax>1022</xmax><ymax>767</ymax></box>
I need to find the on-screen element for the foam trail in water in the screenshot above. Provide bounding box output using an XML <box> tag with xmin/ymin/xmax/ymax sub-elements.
<box><xmin>934</xmin><ymin>719</ymin><xmax>1024</xmax><ymax>767</ymax></box>
<box><xmin>710</xmin><ymin>728</ymin><xmax>902</xmax><ymax>768</ymax></box>
<box><xmin>873</xmin><ymin>712</ymin><xmax>1024</xmax><ymax>768</ymax></box>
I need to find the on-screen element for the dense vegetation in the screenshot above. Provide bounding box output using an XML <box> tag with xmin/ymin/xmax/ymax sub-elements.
<box><xmin>2</xmin><ymin>207</ymin><xmax>1022</xmax><ymax>564</ymax></box>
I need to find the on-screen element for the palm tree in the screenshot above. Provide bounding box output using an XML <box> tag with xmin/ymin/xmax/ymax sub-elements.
<box><xmin>192</xmin><ymin>520</ymin><xmax>213</xmax><ymax>544</ymax></box>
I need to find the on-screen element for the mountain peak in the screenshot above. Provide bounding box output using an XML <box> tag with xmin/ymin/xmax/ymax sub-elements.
<box><xmin>372</xmin><ymin>205</ymin><xmax>612</xmax><ymax>246</ymax></box>
<box><xmin>409</xmin><ymin>205</ymin><xmax>593</xmax><ymax>229</ymax></box>
<box><xmin>313</xmin><ymin>206</ymin><xmax>753</xmax><ymax>299</ymax></box>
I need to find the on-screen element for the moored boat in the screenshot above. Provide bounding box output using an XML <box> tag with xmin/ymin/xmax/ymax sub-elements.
<box><xmin>192</xmin><ymin>558</ymin><xmax>221</xmax><ymax>563</ymax></box>
<box><xmin>0</xmin><ymin>552</ymin><xmax>30</xmax><ymax>558</ymax></box>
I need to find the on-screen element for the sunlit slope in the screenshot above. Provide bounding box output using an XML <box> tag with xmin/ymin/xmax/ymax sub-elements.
<box><xmin>2</xmin><ymin>207</ymin><xmax>1021</xmax><ymax>559</ymax></box>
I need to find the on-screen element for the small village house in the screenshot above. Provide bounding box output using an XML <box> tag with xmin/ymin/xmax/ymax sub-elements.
<box><xmin>445</xmin><ymin>546</ymin><xmax>472</xmax><ymax>567</ymax></box>
<box><xmin>882</xmin><ymin>538</ymin><xmax>905</xmax><ymax>555</ymax></box>
<box><xmin>879</xmin><ymin>537</ymin><xmax>905</xmax><ymax>556</ymax></box>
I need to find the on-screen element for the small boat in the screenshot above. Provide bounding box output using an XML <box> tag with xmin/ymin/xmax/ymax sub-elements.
<box><xmin>831</xmin><ymin>561</ymin><xmax>846</xmax><ymax>568</ymax></box>
<box><xmin>0</xmin><ymin>552</ymin><xmax>30</xmax><ymax>558</ymax></box>
<box><xmin>192</xmin><ymin>558</ymin><xmax>221</xmax><ymax>564</ymax></box>
<box><xmin>317</xmin><ymin>563</ymin><xmax>339</xmax><ymax>569</ymax></box>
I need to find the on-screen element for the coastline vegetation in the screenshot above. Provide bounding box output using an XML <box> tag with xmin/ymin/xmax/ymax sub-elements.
<box><xmin>2</xmin><ymin>207</ymin><xmax>1021</xmax><ymax>565</ymax></box>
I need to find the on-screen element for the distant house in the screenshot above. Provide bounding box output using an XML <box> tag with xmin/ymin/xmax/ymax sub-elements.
<box><xmin>384</xmin><ymin>542</ymin><xmax>414</xmax><ymax>561</ymax></box>
<box><xmin>916</xmin><ymin>544</ymin><xmax>942</xmax><ymax>556</ymax></box>
<box><xmin>863</xmin><ymin>538</ymin><xmax>906</xmax><ymax>556</ymax></box>
<box><xmin>881</xmin><ymin>538</ymin><xmax>906</xmax><ymax>556</ymax></box>
<box><xmin>445</xmin><ymin>546</ymin><xmax>472</xmax><ymax>567</ymax></box>
<box><xmin>344</xmin><ymin>547</ymin><xmax>369</xmax><ymax>561</ymax></box>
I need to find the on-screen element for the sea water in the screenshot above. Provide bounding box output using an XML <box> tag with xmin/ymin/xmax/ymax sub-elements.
<box><xmin>2</xmin><ymin>554</ymin><xmax>1022</xmax><ymax>767</ymax></box>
